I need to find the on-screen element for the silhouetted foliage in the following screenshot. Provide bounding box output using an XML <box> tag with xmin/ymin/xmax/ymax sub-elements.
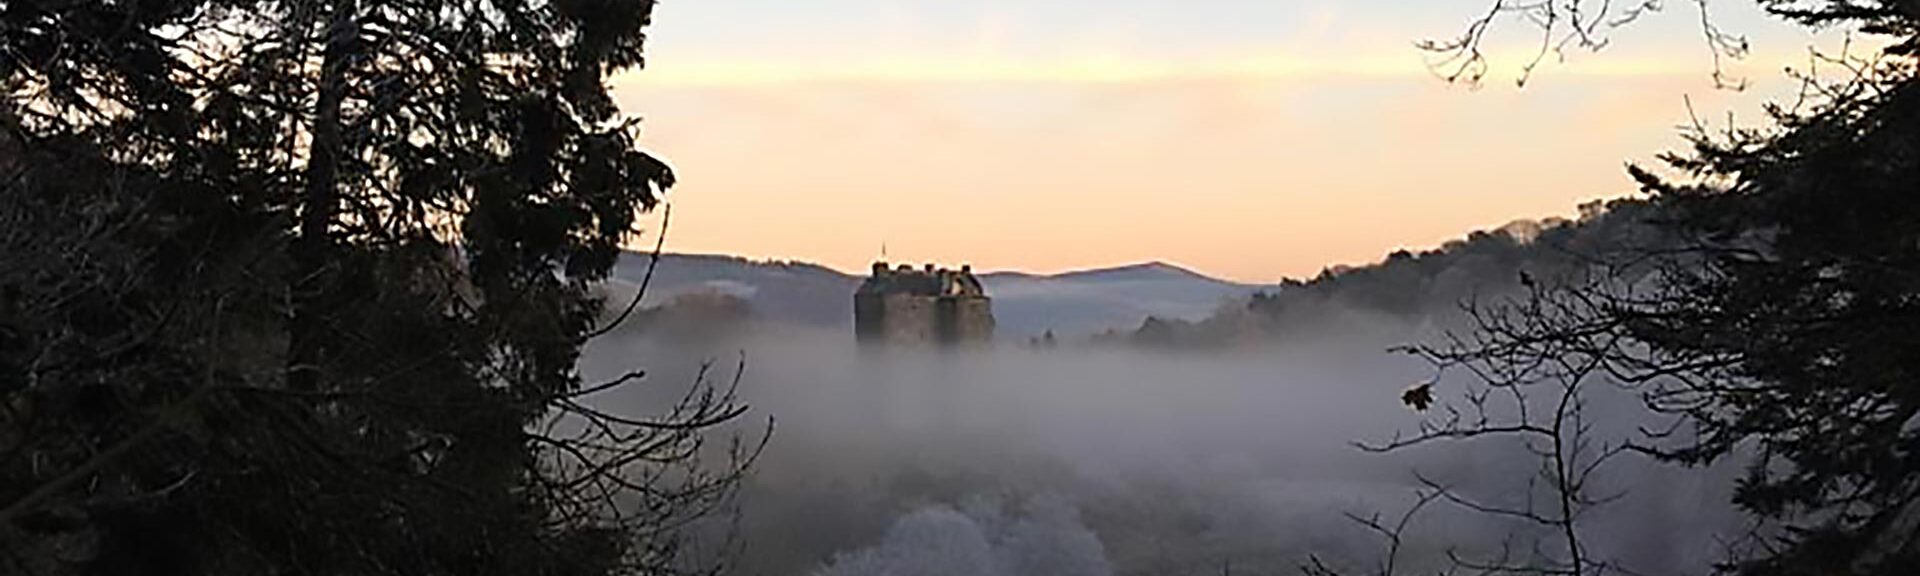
<box><xmin>619</xmin><ymin>291</ymin><xmax>756</xmax><ymax>343</ymax></box>
<box><xmin>1113</xmin><ymin>199</ymin><xmax>1675</xmax><ymax>349</ymax></box>
<box><xmin>1377</xmin><ymin>9</ymin><xmax>1920</xmax><ymax>575</ymax></box>
<box><xmin>1294</xmin><ymin>4</ymin><xmax>1920</xmax><ymax>575</ymax></box>
<box><xmin>0</xmin><ymin>2</ymin><xmax>762</xmax><ymax>575</ymax></box>
<box><xmin>1620</xmin><ymin>46</ymin><xmax>1919</xmax><ymax>576</ymax></box>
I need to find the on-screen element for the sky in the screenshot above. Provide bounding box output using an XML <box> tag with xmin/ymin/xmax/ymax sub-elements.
<box><xmin>611</xmin><ymin>0</ymin><xmax>1841</xmax><ymax>283</ymax></box>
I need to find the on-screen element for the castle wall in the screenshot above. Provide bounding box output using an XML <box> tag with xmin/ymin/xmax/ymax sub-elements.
<box><xmin>853</xmin><ymin>293</ymin><xmax>889</xmax><ymax>343</ymax></box>
<box><xmin>854</xmin><ymin>294</ymin><xmax>993</xmax><ymax>345</ymax></box>
<box><xmin>881</xmin><ymin>294</ymin><xmax>939</xmax><ymax>342</ymax></box>
<box><xmin>853</xmin><ymin>262</ymin><xmax>994</xmax><ymax>346</ymax></box>
<box><xmin>935</xmin><ymin>297</ymin><xmax>994</xmax><ymax>344</ymax></box>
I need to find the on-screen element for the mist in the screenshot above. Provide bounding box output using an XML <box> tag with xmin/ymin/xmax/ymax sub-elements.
<box><xmin>580</xmin><ymin>317</ymin><xmax>1747</xmax><ymax>576</ymax></box>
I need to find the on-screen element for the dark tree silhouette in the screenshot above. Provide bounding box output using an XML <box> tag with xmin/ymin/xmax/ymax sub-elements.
<box><xmin>1306</xmin><ymin>275</ymin><xmax>1649</xmax><ymax>576</ymax></box>
<box><xmin>1349</xmin><ymin>4</ymin><xmax>1919</xmax><ymax>575</ymax></box>
<box><xmin>0</xmin><ymin>2</ymin><xmax>764</xmax><ymax>575</ymax></box>
<box><xmin>1612</xmin><ymin>42</ymin><xmax>1919</xmax><ymax>574</ymax></box>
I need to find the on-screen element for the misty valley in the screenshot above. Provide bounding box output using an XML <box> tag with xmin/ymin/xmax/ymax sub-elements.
<box><xmin>578</xmin><ymin>207</ymin><xmax>1746</xmax><ymax>575</ymax></box>
<box><xmin>4</xmin><ymin>1</ymin><xmax>1915</xmax><ymax>575</ymax></box>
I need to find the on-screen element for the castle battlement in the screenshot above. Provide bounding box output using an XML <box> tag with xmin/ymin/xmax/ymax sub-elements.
<box><xmin>860</xmin><ymin>262</ymin><xmax>986</xmax><ymax>298</ymax></box>
<box><xmin>854</xmin><ymin>261</ymin><xmax>994</xmax><ymax>345</ymax></box>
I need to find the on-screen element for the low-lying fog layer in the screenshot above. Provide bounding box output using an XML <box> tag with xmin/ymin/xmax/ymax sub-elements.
<box><xmin>581</xmin><ymin>323</ymin><xmax>1746</xmax><ymax>576</ymax></box>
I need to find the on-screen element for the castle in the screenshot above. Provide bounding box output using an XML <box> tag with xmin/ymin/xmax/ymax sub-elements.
<box><xmin>853</xmin><ymin>262</ymin><xmax>994</xmax><ymax>345</ymax></box>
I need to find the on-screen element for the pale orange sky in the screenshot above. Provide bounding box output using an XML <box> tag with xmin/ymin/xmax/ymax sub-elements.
<box><xmin>610</xmin><ymin>0</ymin><xmax>1834</xmax><ymax>283</ymax></box>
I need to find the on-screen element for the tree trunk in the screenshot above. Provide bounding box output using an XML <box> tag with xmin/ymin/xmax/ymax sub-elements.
<box><xmin>289</xmin><ymin>0</ymin><xmax>356</xmax><ymax>392</ymax></box>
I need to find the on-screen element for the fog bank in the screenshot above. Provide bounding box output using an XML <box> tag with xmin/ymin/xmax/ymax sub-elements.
<box><xmin>582</xmin><ymin>322</ymin><xmax>1745</xmax><ymax>575</ymax></box>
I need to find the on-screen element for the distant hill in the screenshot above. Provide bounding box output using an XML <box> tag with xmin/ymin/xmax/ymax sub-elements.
<box><xmin>597</xmin><ymin>200</ymin><xmax>1673</xmax><ymax>348</ymax></box>
<box><xmin>600</xmin><ymin>254</ymin><xmax>1263</xmax><ymax>340</ymax></box>
<box><xmin>981</xmin><ymin>262</ymin><xmax>1256</xmax><ymax>339</ymax></box>
<box><xmin>607</xmin><ymin>253</ymin><xmax>857</xmax><ymax>328</ymax></box>
<box><xmin>1108</xmin><ymin>198</ymin><xmax>1677</xmax><ymax>348</ymax></box>
<box><xmin>992</xmin><ymin>261</ymin><xmax>1222</xmax><ymax>283</ymax></box>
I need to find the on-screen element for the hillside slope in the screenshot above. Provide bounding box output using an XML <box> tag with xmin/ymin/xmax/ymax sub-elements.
<box><xmin>601</xmin><ymin>255</ymin><xmax>1262</xmax><ymax>340</ymax></box>
<box><xmin>1113</xmin><ymin>198</ymin><xmax>1672</xmax><ymax>348</ymax></box>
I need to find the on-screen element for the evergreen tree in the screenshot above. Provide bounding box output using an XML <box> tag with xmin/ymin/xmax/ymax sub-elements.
<box><xmin>1621</xmin><ymin>49</ymin><xmax>1919</xmax><ymax>576</ymax></box>
<box><xmin>1396</xmin><ymin>2</ymin><xmax>1919</xmax><ymax>574</ymax></box>
<box><xmin>0</xmin><ymin>2</ymin><xmax>759</xmax><ymax>574</ymax></box>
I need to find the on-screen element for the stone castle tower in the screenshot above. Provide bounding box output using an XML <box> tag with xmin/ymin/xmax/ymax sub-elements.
<box><xmin>853</xmin><ymin>262</ymin><xmax>994</xmax><ymax>345</ymax></box>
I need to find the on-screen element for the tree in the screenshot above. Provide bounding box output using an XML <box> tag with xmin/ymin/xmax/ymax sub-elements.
<box><xmin>1364</xmin><ymin>2</ymin><xmax>1919</xmax><ymax>574</ymax></box>
<box><xmin>1614</xmin><ymin>42</ymin><xmax>1918</xmax><ymax>574</ymax></box>
<box><xmin>0</xmin><ymin>2</ymin><xmax>763</xmax><ymax>575</ymax></box>
<box><xmin>1305</xmin><ymin>274</ymin><xmax>1652</xmax><ymax>576</ymax></box>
